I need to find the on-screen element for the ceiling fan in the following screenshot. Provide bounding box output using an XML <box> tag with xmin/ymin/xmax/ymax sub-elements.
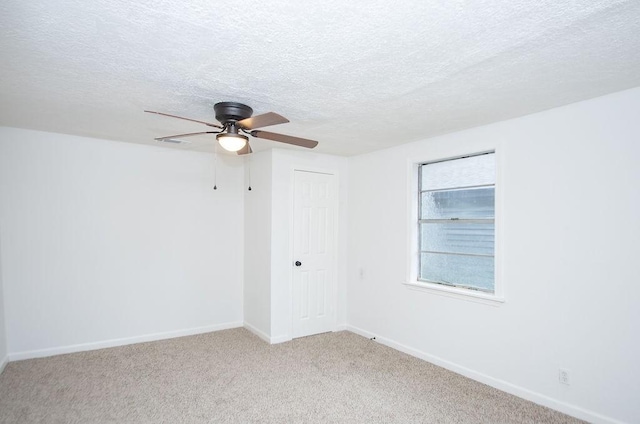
<box><xmin>145</xmin><ymin>102</ymin><xmax>318</xmax><ymax>155</ymax></box>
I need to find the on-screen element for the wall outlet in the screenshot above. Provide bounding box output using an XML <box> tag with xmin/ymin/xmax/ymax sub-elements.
<box><xmin>559</xmin><ymin>368</ymin><xmax>570</xmax><ymax>385</ymax></box>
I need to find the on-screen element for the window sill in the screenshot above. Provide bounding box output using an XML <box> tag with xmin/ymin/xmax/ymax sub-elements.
<box><xmin>403</xmin><ymin>280</ymin><xmax>505</xmax><ymax>306</ymax></box>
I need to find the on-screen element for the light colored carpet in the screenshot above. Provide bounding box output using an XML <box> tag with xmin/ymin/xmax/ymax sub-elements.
<box><xmin>0</xmin><ymin>328</ymin><xmax>583</xmax><ymax>423</ymax></box>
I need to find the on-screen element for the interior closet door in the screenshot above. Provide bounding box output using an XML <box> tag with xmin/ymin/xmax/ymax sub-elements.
<box><xmin>292</xmin><ymin>170</ymin><xmax>337</xmax><ymax>338</ymax></box>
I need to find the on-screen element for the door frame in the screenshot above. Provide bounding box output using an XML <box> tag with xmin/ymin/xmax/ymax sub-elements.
<box><xmin>289</xmin><ymin>167</ymin><xmax>340</xmax><ymax>339</ymax></box>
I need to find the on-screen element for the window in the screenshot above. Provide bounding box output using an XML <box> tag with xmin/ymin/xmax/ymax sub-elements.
<box><xmin>418</xmin><ymin>152</ymin><xmax>495</xmax><ymax>293</ymax></box>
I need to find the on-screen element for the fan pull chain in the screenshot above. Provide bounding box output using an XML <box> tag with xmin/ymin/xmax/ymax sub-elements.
<box><xmin>247</xmin><ymin>156</ymin><xmax>252</xmax><ymax>191</ymax></box>
<box><xmin>213</xmin><ymin>145</ymin><xmax>218</xmax><ymax>190</ymax></box>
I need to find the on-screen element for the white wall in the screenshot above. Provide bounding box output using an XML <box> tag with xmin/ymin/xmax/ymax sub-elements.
<box><xmin>0</xmin><ymin>234</ymin><xmax>7</xmax><ymax>371</ymax></box>
<box><xmin>347</xmin><ymin>87</ymin><xmax>640</xmax><ymax>424</ymax></box>
<box><xmin>271</xmin><ymin>149</ymin><xmax>349</xmax><ymax>342</ymax></box>
<box><xmin>0</xmin><ymin>128</ymin><xmax>244</xmax><ymax>358</ymax></box>
<box><xmin>243</xmin><ymin>150</ymin><xmax>272</xmax><ymax>340</ymax></box>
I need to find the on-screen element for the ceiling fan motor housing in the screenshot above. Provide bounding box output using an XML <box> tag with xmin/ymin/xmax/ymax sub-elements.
<box><xmin>214</xmin><ymin>102</ymin><xmax>253</xmax><ymax>124</ymax></box>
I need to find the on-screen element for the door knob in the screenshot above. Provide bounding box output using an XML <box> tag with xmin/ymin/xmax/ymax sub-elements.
<box><xmin>295</xmin><ymin>261</ymin><xmax>302</xmax><ymax>267</ymax></box>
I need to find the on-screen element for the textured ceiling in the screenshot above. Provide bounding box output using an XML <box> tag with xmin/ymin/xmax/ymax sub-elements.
<box><xmin>1</xmin><ymin>0</ymin><xmax>639</xmax><ymax>156</ymax></box>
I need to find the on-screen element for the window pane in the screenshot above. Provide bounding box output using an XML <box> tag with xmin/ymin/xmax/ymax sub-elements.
<box><xmin>421</xmin><ymin>222</ymin><xmax>494</xmax><ymax>256</ymax></box>
<box><xmin>421</xmin><ymin>153</ymin><xmax>494</xmax><ymax>191</ymax></box>
<box><xmin>421</xmin><ymin>187</ymin><xmax>494</xmax><ymax>219</ymax></box>
<box><xmin>420</xmin><ymin>252</ymin><xmax>494</xmax><ymax>292</ymax></box>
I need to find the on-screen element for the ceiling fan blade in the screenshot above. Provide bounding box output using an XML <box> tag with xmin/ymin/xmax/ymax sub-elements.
<box><xmin>250</xmin><ymin>130</ymin><xmax>318</xmax><ymax>149</ymax></box>
<box><xmin>237</xmin><ymin>142</ymin><xmax>253</xmax><ymax>155</ymax></box>
<box><xmin>238</xmin><ymin>112</ymin><xmax>289</xmax><ymax>130</ymax></box>
<box><xmin>154</xmin><ymin>131</ymin><xmax>220</xmax><ymax>140</ymax></box>
<box><xmin>145</xmin><ymin>110</ymin><xmax>223</xmax><ymax>129</ymax></box>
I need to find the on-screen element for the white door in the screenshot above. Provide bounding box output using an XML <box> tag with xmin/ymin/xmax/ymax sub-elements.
<box><xmin>292</xmin><ymin>170</ymin><xmax>337</xmax><ymax>338</ymax></box>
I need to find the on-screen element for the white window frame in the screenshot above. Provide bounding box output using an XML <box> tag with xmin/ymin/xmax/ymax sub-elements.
<box><xmin>404</xmin><ymin>149</ymin><xmax>504</xmax><ymax>305</ymax></box>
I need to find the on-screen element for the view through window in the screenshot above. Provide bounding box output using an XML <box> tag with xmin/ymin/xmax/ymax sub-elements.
<box><xmin>418</xmin><ymin>152</ymin><xmax>495</xmax><ymax>293</ymax></box>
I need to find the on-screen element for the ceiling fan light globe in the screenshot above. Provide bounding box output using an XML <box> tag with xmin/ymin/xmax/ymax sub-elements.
<box><xmin>217</xmin><ymin>133</ymin><xmax>247</xmax><ymax>152</ymax></box>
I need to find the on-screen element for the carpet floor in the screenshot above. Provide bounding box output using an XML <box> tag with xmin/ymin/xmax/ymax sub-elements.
<box><xmin>0</xmin><ymin>328</ymin><xmax>583</xmax><ymax>423</ymax></box>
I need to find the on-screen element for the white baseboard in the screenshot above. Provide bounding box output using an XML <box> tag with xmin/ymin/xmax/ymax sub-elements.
<box><xmin>269</xmin><ymin>334</ymin><xmax>291</xmax><ymax>344</ymax></box>
<box><xmin>0</xmin><ymin>355</ymin><xmax>8</xmax><ymax>375</ymax></box>
<box><xmin>9</xmin><ymin>321</ymin><xmax>244</xmax><ymax>361</ymax></box>
<box><xmin>345</xmin><ymin>325</ymin><xmax>623</xmax><ymax>424</ymax></box>
<box><xmin>242</xmin><ymin>322</ymin><xmax>291</xmax><ymax>345</ymax></box>
<box><xmin>243</xmin><ymin>322</ymin><xmax>271</xmax><ymax>343</ymax></box>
